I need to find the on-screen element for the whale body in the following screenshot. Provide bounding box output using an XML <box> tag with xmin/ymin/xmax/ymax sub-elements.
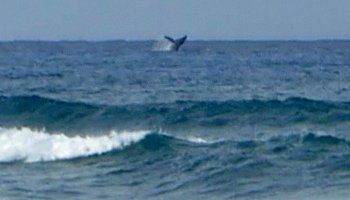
<box><xmin>164</xmin><ymin>35</ymin><xmax>187</xmax><ymax>51</ymax></box>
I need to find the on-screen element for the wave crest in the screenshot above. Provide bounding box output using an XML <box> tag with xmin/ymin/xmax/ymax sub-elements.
<box><xmin>3</xmin><ymin>95</ymin><xmax>350</xmax><ymax>133</ymax></box>
<box><xmin>0</xmin><ymin>127</ymin><xmax>149</xmax><ymax>162</ymax></box>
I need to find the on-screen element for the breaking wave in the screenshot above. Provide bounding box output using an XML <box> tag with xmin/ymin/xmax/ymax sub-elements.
<box><xmin>0</xmin><ymin>127</ymin><xmax>149</xmax><ymax>162</ymax></box>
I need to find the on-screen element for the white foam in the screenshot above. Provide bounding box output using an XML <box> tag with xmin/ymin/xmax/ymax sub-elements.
<box><xmin>157</xmin><ymin>129</ymin><xmax>214</xmax><ymax>144</ymax></box>
<box><xmin>0</xmin><ymin>127</ymin><xmax>149</xmax><ymax>163</ymax></box>
<box><xmin>152</xmin><ymin>40</ymin><xmax>173</xmax><ymax>51</ymax></box>
<box><xmin>186</xmin><ymin>136</ymin><xmax>215</xmax><ymax>144</ymax></box>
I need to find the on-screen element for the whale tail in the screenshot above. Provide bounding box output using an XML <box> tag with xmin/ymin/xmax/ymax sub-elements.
<box><xmin>164</xmin><ymin>35</ymin><xmax>187</xmax><ymax>51</ymax></box>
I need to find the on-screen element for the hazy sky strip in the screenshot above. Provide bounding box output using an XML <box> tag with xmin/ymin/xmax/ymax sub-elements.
<box><xmin>1</xmin><ymin>0</ymin><xmax>350</xmax><ymax>40</ymax></box>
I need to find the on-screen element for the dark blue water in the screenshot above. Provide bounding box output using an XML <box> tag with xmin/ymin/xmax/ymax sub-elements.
<box><xmin>1</xmin><ymin>41</ymin><xmax>350</xmax><ymax>199</ymax></box>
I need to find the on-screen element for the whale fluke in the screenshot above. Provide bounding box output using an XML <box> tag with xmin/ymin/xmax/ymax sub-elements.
<box><xmin>164</xmin><ymin>35</ymin><xmax>187</xmax><ymax>51</ymax></box>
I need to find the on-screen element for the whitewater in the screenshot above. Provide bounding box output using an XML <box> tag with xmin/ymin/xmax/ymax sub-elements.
<box><xmin>0</xmin><ymin>127</ymin><xmax>149</xmax><ymax>162</ymax></box>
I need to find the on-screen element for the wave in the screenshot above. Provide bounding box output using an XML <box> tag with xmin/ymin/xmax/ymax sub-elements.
<box><xmin>89</xmin><ymin>131</ymin><xmax>350</xmax><ymax>199</ymax></box>
<box><xmin>1</xmin><ymin>95</ymin><xmax>350</xmax><ymax>133</ymax></box>
<box><xmin>0</xmin><ymin>124</ymin><xmax>349</xmax><ymax>164</ymax></box>
<box><xmin>0</xmin><ymin>125</ymin><xmax>212</xmax><ymax>163</ymax></box>
<box><xmin>0</xmin><ymin>127</ymin><xmax>149</xmax><ymax>162</ymax></box>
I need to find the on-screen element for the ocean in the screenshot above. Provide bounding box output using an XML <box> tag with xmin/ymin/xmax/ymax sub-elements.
<box><xmin>1</xmin><ymin>40</ymin><xmax>350</xmax><ymax>199</ymax></box>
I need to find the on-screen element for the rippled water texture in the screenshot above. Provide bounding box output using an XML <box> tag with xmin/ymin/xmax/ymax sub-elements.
<box><xmin>1</xmin><ymin>41</ymin><xmax>350</xmax><ymax>199</ymax></box>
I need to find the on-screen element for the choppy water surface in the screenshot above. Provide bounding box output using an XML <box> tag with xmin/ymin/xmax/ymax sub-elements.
<box><xmin>1</xmin><ymin>40</ymin><xmax>350</xmax><ymax>199</ymax></box>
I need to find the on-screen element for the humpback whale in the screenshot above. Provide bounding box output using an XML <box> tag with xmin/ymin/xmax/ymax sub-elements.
<box><xmin>164</xmin><ymin>35</ymin><xmax>187</xmax><ymax>51</ymax></box>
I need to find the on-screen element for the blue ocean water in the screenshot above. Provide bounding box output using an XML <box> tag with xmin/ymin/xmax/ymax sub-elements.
<box><xmin>1</xmin><ymin>40</ymin><xmax>350</xmax><ymax>199</ymax></box>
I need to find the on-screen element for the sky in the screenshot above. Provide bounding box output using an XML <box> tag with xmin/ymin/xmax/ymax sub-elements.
<box><xmin>1</xmin><ymin>0</ymin><xmax>350</xmax><ymax>41</ymax></box>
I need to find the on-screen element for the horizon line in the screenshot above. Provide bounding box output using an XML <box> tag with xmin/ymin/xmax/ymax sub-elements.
<box><xmin>1</xmin><ymin>38</ymin><xmax>350</xmax><ymax>43</ymax></box>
